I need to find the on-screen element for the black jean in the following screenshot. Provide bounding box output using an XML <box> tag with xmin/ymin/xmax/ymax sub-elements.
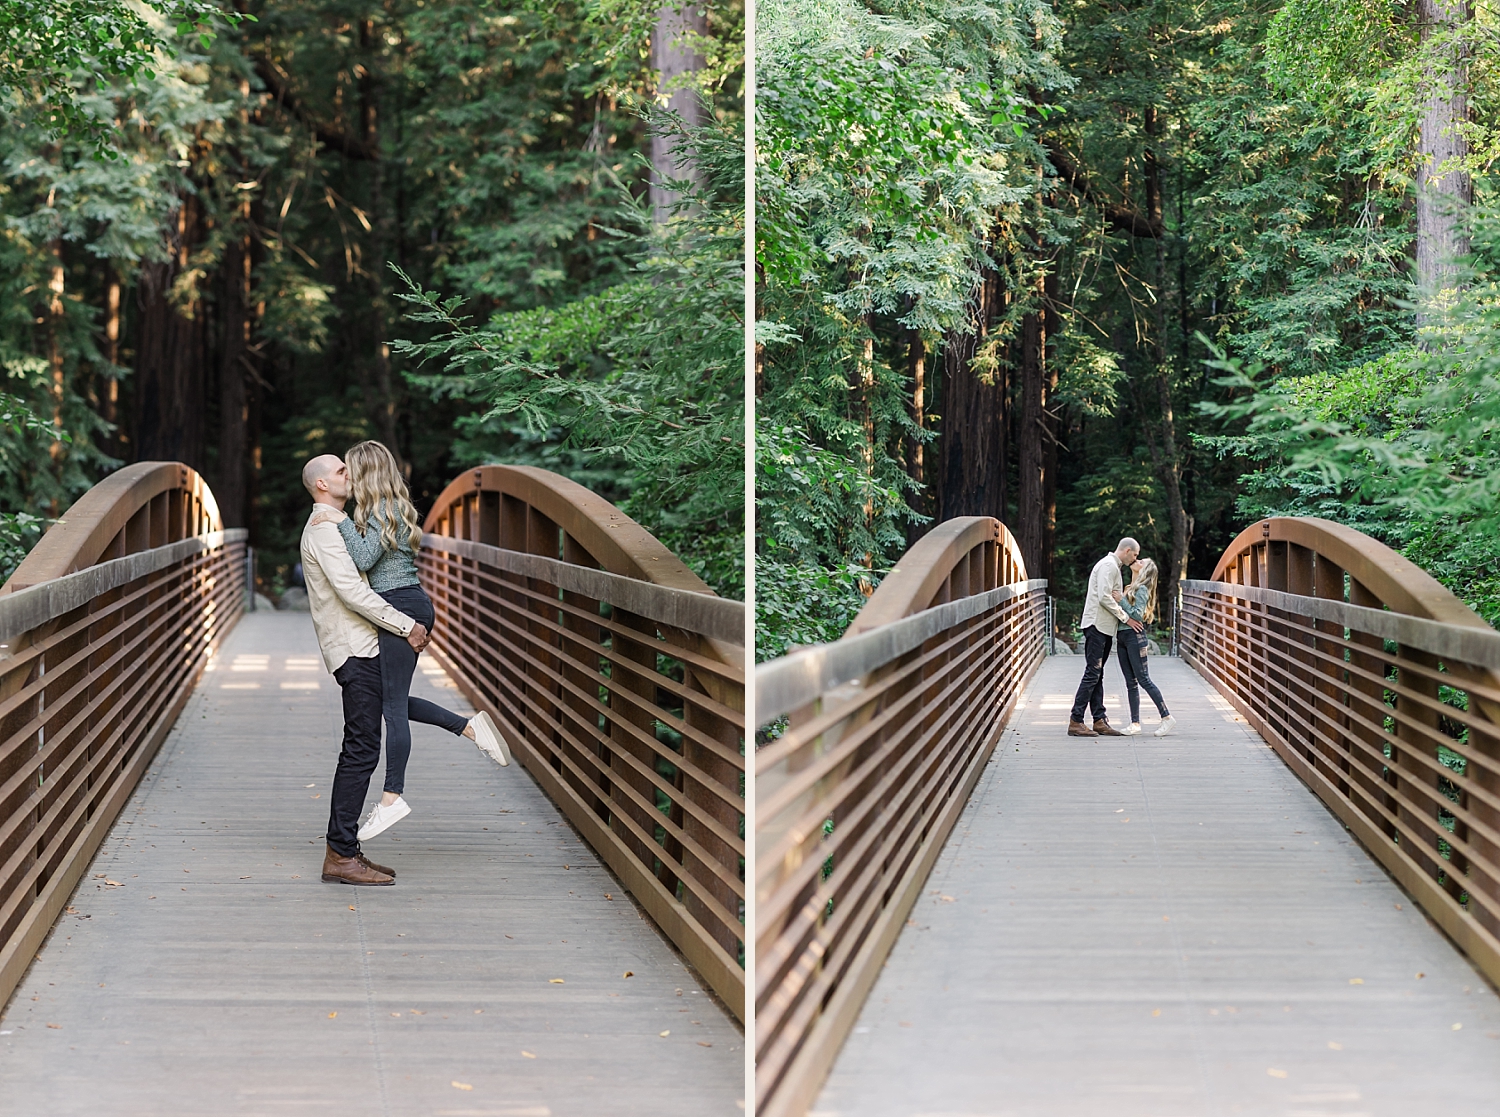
<box><xmin>1070</xmin><ymin>625</ymin><xmax>1114</xmax><ymax>724</ymax></box>
<box><xmin>327</xmin><ymin>655</ymin><xmax>383</xmax><ymax>857</ymax></box>
<box><xmin>1116</xmin><ymin>627</ymin><xmax>1169</xmax><ymax>723</ymax></box>
<box><xmin>377</xmin><ymin>583</ymin><xmax>468</xmax><ymax>795</ymax></box>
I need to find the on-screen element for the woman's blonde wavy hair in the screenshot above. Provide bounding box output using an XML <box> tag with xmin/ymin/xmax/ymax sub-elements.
<box><xmin>345</xmin><ymin>441</ymin><xmax>422</xmax><ymax>555</ymax></box>
<box><xmin>1126</xmin><ymin>557</ymin><xmax>1159</xmax><ymax>625</ymax></box>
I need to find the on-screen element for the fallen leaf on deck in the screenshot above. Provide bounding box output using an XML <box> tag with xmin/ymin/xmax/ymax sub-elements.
<box><xmin>1267</xmin><ymin>1068</ymin><xmax>1287</xmax><ymax>1079</ymax></box>
<box><xmin>1151</xmin><ymin>1009</ymin><xmax>1161</xmax><ymax>1017</ymax></box>
<box><xmin>1327</xmin><ymin>1041</ymin><xmax>1341</xmax><ymax>1049</ymax></box>
<box><xmin>659</xmin><ymin>1030</ymin><xmax>670</xmax><ymax>1037</ymax></box>
<box><xmin>549</xmin><ymin>979</ymin><xmax>565</xmax><ymax>984</ymax></box>
<box><xmin>605</xmin><ymin>893</ymin><xmax>613</xmax><ymax>900</ymax></box>
<box><xmin>1349</xmin><ymin>978</ymin><xmax>1363</xmax><ymax>985</ymax></box>
<box><xmin>623</xmin><ymin>971</ymin><xmax>634</xmax><ymax>979</ymax></box>
<box><xmin>104</xmin><ymin>880</ymin><xmax>122</xmax><ymax>888</ymax></box>
<box><xmin>939</xmin><ymin>895</ymin><xmax>955</xmax><ymax>903</ymax></box>
<box><xmin>65</xmin><ymin>907</ymin><xmax>78</xmax><ymax>915</ymax></box>
<box><xmin>1453</xmin><ymin>1023</ymin><xmax>1463</xmax><ymax>1031</ymax></box>
<box><xmin>411</xmin><ymin>1010</ymin><xmax>425</xmax><ymax>1015</ymax></box>
<box><xmin>521</xmin><ymin>1051</ymin><xmax>536</xmax><ymax>1058</ymax></box>
<box><xmin>1417</xmin><ymin>972</ymin><xmax>1425</xmax><ymax>979</ymax></box>
<box><xmin>451</xmin><ymin>1081</ymin><xmax>473</xmax><ymax>1091</ymax></box>
<box><xmin>349</xmin><ymin>906</ymin><xmax>356</xmax><ymax>911</ymax></box>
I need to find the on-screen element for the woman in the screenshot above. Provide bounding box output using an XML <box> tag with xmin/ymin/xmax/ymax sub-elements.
<box><xmin>1113</xmin><ymin>557</ymin><xmax>1175</xmax><ymax>737</ymax></box>
<box><xmin>311</xmin><ymin>440</ymin><xmax>510</xmax><ymax>840</ymax></box>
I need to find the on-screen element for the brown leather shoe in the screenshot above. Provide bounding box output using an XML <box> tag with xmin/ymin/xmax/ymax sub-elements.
<box><xmin>357</xmin><ymin>853</ymin><xmax>395</xmax><ymax>878</ymax></box>
<box><xmin>1093</xmin><ymin>719</ymin><xmax>1124</xmax><ymax>736</ymax></box>
<box><xmin>1068</xmin><ymin>720</ymin><xmax>1098</xmax><ymax>737</ymax></box>
<box><xmin>322</xmin><ymin>845</ymin><xmax>394</xmax><ymax>886</ymax></box>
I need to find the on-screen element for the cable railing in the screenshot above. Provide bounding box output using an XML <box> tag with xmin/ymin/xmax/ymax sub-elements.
<box><xmin>1179</xmin><ymin>516</ymin><xmax>1500</xmax><ymax>993</ymax></box>
<box><xmin>0</xmin><ymin>464</ymin><xmax>246</xmax><ymax>1012</ymax></box>
<box><xmin>754</xmin><ymin>517</ymin><xmax>1046</xmax><ymax>1117</ymax></box>
<box><xmin>417</xmin><ymin>465</ymin><xmax>747</xmax><ymax>1020</ymax></box>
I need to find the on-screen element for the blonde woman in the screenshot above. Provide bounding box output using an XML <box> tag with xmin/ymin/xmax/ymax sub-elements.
<box><xmin>310</xmin><ymin>441</ymin><xmax>510</xmax><ymax>839</ymax></box>
<box><xmin>1113</xmin><ymin>557</ymin><xmax>1175</xmax><ymax>737</ymax></box>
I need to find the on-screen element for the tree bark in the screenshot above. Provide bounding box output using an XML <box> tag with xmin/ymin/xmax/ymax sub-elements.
<box><xmin>217</xmin><ymin>231</ymin><xmax>253</xmax><ymax>529</ymax></box>
<box><xmin>938</xmin><ymin>270</ymin><xmax>1007</xmax><ymax>522</ymax></box>
<box><xmin>133</xmin><ymin>197</ymin><xmax>209</xmax><ymax>472</ymax></box>
<box><xmin>1142</xmin><ymin>105</ymin><xmax>1191</xmax><ymax>623</ymax></box>
<box><xmin>1415</xmin><ymin>0</ymin><xmax>1471</xmax><ymax>299</ymax></box>
<box><xmin>103</xmin><ymin>271</ymin><xmax>122</xmax><ymax>460</ymax></box>
<box><xmin>1016</xmin><ymin>284</ymin><xmax>1047</xmax><ymax>576</ymax></box>
<box><xmin>904</xmin><ymin>326</ymin><xmax>928</xmax><ymax>544</ymax></box>
<box><xmin>649</xmin><ymin>2</ymin><xmax>706</xmax><ymax>222</ymax></box>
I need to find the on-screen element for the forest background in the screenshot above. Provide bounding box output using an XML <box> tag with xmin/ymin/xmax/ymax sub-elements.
<box><xmin>0</xmin><ymin>0</ymin><xmax>745</xmax><ymax>599</ymax></box>
<box><xmin>755</xmin><ymin>0</ymin><xmax>1500</xmax><ymax>658</ymax></box>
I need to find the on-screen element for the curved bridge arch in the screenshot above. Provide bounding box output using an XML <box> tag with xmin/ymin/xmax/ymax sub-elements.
<box><xmin>2</xmin><ymin>461</ymin><xmax>223</xmax><ymax>592</ymax></box>
<box><xmin>846</xmin><ymin>516</ymin><xmax>1028</xmax><ymax>634</ymax></box>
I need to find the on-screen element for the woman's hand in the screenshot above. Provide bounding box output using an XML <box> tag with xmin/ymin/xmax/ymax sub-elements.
<box><xmin>309</xmin><ymin>507</ymin><xmax>346</xmax><ymax>527</ymax></box>
<box><xmin>1110</xmin><ymin>587</ymin><xmax>1123</xmax><ymax>601</ymax></box>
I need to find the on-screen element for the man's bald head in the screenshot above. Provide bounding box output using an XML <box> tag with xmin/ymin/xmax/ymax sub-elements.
<box><xmin>302</xmin><ymin>454</ymin><xmax>343</xmax><ymax>498</ymax></box>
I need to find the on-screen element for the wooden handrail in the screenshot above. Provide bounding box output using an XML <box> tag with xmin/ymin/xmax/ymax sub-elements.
<box><xmin>755</xmin><ymin>517</ymin><xmax>1045</xmax><ymax>1117</ymax></box>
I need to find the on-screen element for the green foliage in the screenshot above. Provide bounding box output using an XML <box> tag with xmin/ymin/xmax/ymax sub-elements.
<box><xmin>0</xmin><ymin>0</ymin><xmax>251</xmax><ymax>151</ymax></box>
<box><xmin>397</xmin><ymin>109</ymin><xmax>745</xmax><ymax>598</ymax></box>
<box><xmin>755</xmin><ymin>0</ymin><xmax>1065</xmax><ymax>652</ymax></box>
<box><xmin>1199</xmin><ymin>197</ymin><xmax>1500</xmax><ymax>624</ymax></box>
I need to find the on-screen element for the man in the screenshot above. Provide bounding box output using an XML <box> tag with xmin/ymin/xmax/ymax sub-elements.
<box><xmin>301</xmin><ymin>453</ymin><xmax>429</xmax><ymax>885</ymax></box>
<box><xmin>1068</xmin><ymin>536</ymin><xmax>1144</xmax><ymax>738</ymax></box>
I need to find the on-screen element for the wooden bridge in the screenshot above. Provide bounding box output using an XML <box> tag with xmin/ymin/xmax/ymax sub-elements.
<box><xmin>0</xmin><ymin>462</ymin><xmax>745</xmax><ymax>1115</ymax></box>
<box><xmin>756</xmin><ymin>517</ymin><xmax>1500</xmax><ymax>1117</ymax></box>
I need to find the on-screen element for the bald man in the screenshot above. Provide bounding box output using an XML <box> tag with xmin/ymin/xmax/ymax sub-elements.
<box><xmin>301</xmin><ymin>454</ymin><xmax>428</xmax><ymax>885</ymax></box>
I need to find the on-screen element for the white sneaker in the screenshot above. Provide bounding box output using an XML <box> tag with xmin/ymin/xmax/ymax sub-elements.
<box><xmin>1154</xmin><ymin>715</ymin><xmax>1176</xmax><ymax>737</ymax></box>
<box><xmin>358</xmin><ymin>796</ymin><xmax>411</xmax><ymax>841</ymax></box>
<box><xmin>470</xmin><ymin>711</ymin><xmax>511</xmax><ymax>766</ymax></box>
<box><xmin>1121</xmin><ymin>723</ymin><xmax>1142</xmax><ymax>736</ymax></box>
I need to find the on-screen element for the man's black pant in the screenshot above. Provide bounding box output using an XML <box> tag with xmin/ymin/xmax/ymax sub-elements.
<box><xmin>327</xmin><ymin>654</ymin><xmax>383</xmax><ymax>857</ymax></box>
<box><xmin>1069</xmin><ymin>625</ymin><xmax>1113</xmax><ymax>724</ymax></box>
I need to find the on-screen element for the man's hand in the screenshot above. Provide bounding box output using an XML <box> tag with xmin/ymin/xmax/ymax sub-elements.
<box><xmin>1128</xmin><ymin>618</ymin><xmax>1145</xmax><ymax>633</ymax></box>
<box><xmin>407</xmin><ymin>622</ymin><xmax>430</xmax><ymax>652</ymax></box>
<box><xmin>310</xmin><ymin>507</ymin><xmax>347</xmax><ymax>527</ymax></box>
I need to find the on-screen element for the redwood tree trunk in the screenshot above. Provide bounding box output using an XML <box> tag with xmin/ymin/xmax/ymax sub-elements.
<box><xmin>1416</xmin><ymin>0</ymin><xmax>1471</xmax><ymax>298</ymax></box>
<box><xmin>217</xmin><ymin>232</ymin><xmax>253</xmax><ymax>528</ymax></box>
<box><xmin>938</xmin><ymin>271</ymin><xmax>1006</xmax><ymax>522</ymax></box>
<box><xmin>1015</xmin><ymin>287</ymin><xmax>1047</xmax><ymax>576</ymax></box>
<box><xmin>649</xmin><ymin>2</ymin><xmax>706</xmax><ymax>222</ymax></box>
<box><xmin>133</xmin><ymin>199</ymin><xmax>209</xmax><ymax>471</ymax></box>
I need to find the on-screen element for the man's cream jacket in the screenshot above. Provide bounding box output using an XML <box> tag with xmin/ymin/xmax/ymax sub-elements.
<box><xmin>1079</xmin><ymin>552</ymin><xmax>1131</xmax><ymax>636</ymax></box>
<box><xmin>300</xmin><ymin>506</ymin><xmax>415</xmax><ymax>674</ymax></box>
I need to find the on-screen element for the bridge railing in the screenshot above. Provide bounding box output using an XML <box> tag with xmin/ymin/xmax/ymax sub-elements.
<box><xmin>754</xmin><ymin>518</ymin><xmax>1045</xmax><ymax>1117</ymax></box>
<box><xmin>1180</xmin><ymin>517</ymin><xmax>1500</xmax><ymax>993</ymax></box>
<box><xmin>0</xmin><ymin>464</ymin><xmax>245</xmax><ymax>1013</ymax></box>
<box><xmin>416</xmin><ymin>466</ymin><xmax>746</xmax><ymax>1019</ymax></box>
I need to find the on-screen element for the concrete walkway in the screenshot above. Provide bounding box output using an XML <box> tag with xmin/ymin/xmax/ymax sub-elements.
<box><xmin>816</xmin><ymin>654</ymin><xmax>1500</xmax><ymax>1117</ymax></box>
<box><xmin>0</xmin><ymin>612</ymin><xmax>742</xmax><ymax>1117</ymax></box>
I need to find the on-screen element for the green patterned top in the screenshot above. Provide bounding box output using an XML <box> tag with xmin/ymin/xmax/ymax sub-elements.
<box><xmin>337</xmin><ymin>501</ymin><xmax>420</xmax><ymax>592</ymax></box>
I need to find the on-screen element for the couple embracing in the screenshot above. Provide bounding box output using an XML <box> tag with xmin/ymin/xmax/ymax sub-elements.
<box><xmin>300</xmin><ymin>441</ymin><xmax>511</xmax><ymax>886</ymax></box>
<box><xmin>1067</xmin><ymin>536</ymin><xmax>1176</xmax><ymax>739</ymax></box>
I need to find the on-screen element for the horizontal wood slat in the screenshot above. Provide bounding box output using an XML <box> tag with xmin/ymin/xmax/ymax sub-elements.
<box><xmin>417</xmin><ymin>541</ymin><xmax>745</xmax><ymax>1021</ymax></box>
